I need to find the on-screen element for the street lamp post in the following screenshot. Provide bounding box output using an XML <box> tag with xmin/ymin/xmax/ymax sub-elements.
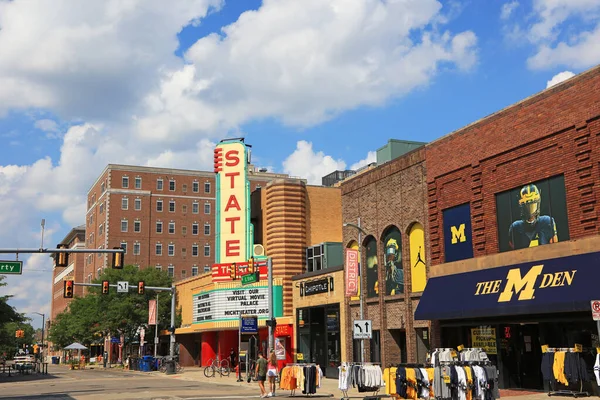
<box><xmin>343</xmin><ymin>217</ymin><xmax>367</xmax><ymax>363</ymax></box>
<box><xmin>32</xmin><ymin>312</ymin><xmax>45</xmax><ymax>362</ymax></box>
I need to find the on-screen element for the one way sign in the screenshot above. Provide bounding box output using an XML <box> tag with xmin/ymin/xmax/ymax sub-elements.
<box><xmin>353</xmin><ymin>319</ymin><xmax>372</xmax><ymax>339</ymax></box>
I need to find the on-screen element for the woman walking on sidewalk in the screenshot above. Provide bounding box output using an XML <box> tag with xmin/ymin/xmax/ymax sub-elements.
<box><xmin>266</xmin><ymin>351</ymin><xmax>278</xmax><ymax>397</ymax></box>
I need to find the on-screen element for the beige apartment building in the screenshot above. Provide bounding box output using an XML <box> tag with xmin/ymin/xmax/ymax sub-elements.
<box><xmin>83</xmin><ymin>164</ymin><xmax>289</xmax><ymax>281</ymax></box>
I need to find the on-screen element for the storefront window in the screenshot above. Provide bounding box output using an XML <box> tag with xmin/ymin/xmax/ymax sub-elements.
<box><xmin>327</xmin><ymin>306</ymin><xmax>341</xmax><ymax>369</ymax></box>
<box><xmin>297</xmin><ymin>304</ymin><xmax>342</xmax><ymax>378</ymax></box>
<box><xmin>365</xmin><ymin>236</ymin><xmax>379</xmax><ymax>298</ymax></box>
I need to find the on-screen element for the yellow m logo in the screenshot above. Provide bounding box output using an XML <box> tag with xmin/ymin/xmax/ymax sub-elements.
<box><xmin>450</xmin><ymin>224</ymin><xmax>466</xmax><ymax>244</ymax></box>
<box><xmin>498</xmin><ymin>265</ymin><xmax>544</xmax><ymax>302</ymax></box>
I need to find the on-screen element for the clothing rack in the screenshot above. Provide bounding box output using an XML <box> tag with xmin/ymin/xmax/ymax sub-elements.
<box><xmin>542</xmin><ymin>347</ymin><xmax>589</xmax><ymax>398</ymax></box>
<box><xmin>281</xmin><ymin>363</ymin><xmax>323</xmax><ymax>398</ymax></box>
<box><xmin>339</xmin><ymin>362</ymin><xmax>388</xmax><ymax>400</ymax></box>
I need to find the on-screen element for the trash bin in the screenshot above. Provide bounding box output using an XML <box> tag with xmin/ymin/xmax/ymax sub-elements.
<box><xmin>141</xmin><ymin>356</ymin><xmax>154</xmax><ymax>372</ymax></box>
<box><xmin>164</xmin><ymin>360</ymin><xmax>175</xmax><ymax>375</ymax></box>
<box><xmin>52</xmin><ymin>356</ymin><xmax>59</xmax><ymax>365</ymax></box>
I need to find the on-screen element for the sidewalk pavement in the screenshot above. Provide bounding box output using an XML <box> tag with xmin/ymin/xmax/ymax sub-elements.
<box><xmin>129</xmin><ymin>366</ymin><xmax>554</xmax><ymax>400</ymax></box>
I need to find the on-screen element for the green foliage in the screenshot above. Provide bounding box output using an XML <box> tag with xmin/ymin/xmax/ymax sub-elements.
<box><xmin>0</xmin><ymin>276</ymin><xmax>27</xmax><ymax>355</ymax></box>
<box><xmin>48</xmin><ymin>265</ymin><xmax>174</xmax><ymax>349</ymax></box>
<box><xmin>0</xmin><ymin>320</ymin><xmax>35</xmax><ymax>358</ymax></box>
<box><xmin>0</xmin><ymin>276</ymin><xmax>23</xmax><ymax>326</ymax></box>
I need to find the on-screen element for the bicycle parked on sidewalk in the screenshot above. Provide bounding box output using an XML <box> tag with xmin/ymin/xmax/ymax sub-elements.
<box><xmin>203</xmin><ymin>356</ymin><xmax>230</xmax><ymax>378</ymax></box>
<box><xmin>157</xmin><ymin>356</ymin><xmax>183</xmax><ymax>373</ymax></box>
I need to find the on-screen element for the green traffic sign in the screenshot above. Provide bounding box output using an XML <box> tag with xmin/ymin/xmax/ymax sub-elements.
<box><xmin>0</xmin><ymin>261</ymin><xmax>23</xmax><ymax>275</ymax></box>
<box><xmin>241</xmin><ymin>272</ymin><xmax>259</xmax><ymax>285</ymax></box>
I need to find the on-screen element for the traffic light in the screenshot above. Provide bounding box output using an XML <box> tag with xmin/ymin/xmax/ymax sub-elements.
<box><xmin>63</xmin><ymin>280</ymin><xmax>74</xmax><ymax>298</ymax></box>
<box><xmin>15</xmin><ymin>329</ymin><xmax>24</xmax><ymax>338</ymax></box>
<box><xmin>56</xmin><ymin>244</ymin><xmax>69</xmax><ymax>267</ymax></box>
<box><xmin>266</xmin><ymin>318</ymin><xmax>277</xmax><ymax>329</ymax></box>
<box><xmin>230</xmin><ymin>263</ymin><xmax>237</xmax><ymax>280</ymax></box>
<box><xmin>138</xmin><ymin>281</ymin><xmax>145</xmax><ymax>295</ymax></box>
<box><xmin>112</xmin><ymin>247</ymin><xmax>124</xmax><ymax>269</ymax></box>
<box><xmin>102</xmin><ymin>280</ymin><xmax>110</xmax><ymax>295</ymax></box>
<box><xmin>248</xmin><ymin>258</ymin><xmax>254</xmax><ymax>274</ymax></box>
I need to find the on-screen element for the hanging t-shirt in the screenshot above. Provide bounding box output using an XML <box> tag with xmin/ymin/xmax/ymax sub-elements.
<box><xmin>339</xmin><ymin>364</ymin><xmax>349</xmax><ymax>390</ymax></box>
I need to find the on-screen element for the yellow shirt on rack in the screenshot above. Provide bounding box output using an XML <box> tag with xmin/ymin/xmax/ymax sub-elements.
<box><xmin>406</xmin><ymin>368</ymin><xmax>418</xmax><ymax>400</ymax></box>
<box><xmin>383</xmin><ymin>367</ymin><xmax>398</xmax><ymax>395</ymax></box>
<box><xmin>464</xmin><ymin>366</ymin><xmax>473</xmax><ymax>400</ymax></box>
<box><xmin>426</xmin><ymin>368</ymin><xmax>435</xmax><ymax>399</ymax></box>
<box><xmin>553</xmin><ymin>352</ymin><xmax>568</xmax><ymax>386</ymax></box>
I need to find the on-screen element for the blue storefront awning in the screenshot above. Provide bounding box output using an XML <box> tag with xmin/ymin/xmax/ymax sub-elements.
<box><xmin>414</xmin><ymin>251</ymin><xmax>600</xmax><ymax>321</ymax></box>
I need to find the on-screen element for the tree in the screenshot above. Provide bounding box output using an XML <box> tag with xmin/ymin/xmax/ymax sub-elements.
<box><xmin>48</xmin><ymin>265</ymin><xmax>174</xmax><ymax>349</ymax></box>
<box><xmin>0</xmin><ymin>276</ymin><xmax>26</xmax><ymax>355</ymax></box>
<box><xmin>0</xmin><ymin>320</ymin><xmax>35</xmax><ymax>358</ymax></box>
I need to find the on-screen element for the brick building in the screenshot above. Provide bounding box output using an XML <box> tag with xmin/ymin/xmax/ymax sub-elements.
<box><xmin>414</xmin><ymin>66</ymin><xmax>600</xmax><ymax>392</ymax></box>
<box><xmin>174</xmin><ymin>176</ymin><xmax>344</xmax><ymax>371</ymax></box>
<box><xmin>84</xmin><ymin>164</ymin><xmax>288</xmax><ymax>281</ymax></box>
<box><xmin>340</xmin><ymin>144</ymin><xmax>430</xmax><ymax>368</ymax></box>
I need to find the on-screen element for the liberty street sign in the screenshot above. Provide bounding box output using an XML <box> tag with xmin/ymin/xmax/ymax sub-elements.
<box><xmin>0</xmin><ymin>261</ymin><xmax>23</xmax><ymax>275</ymax></box>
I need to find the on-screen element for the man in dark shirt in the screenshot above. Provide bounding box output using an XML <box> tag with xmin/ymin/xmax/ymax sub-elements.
<box><xmin>256</xmin><ymin>352</ymin><xmax>268</xmax><ymax>398</ymax></box>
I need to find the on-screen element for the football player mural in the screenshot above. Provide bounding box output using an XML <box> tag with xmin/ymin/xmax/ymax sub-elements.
<box><xmin>496</xmin><ymin>176</ymin><xmax>569</xmax><ymax>252</ymax></box>
<box><xmin>383</xmin><ymin>227</ymin><xmax>403</xmax><ymax>296</ymax></box>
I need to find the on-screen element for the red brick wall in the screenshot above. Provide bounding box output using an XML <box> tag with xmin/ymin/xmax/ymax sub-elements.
<box><xmin>341</xmin><ymin>148</ymin><xmax>429</xmax><ymax>366</ymax></box>
<box><xmin>426</xmin><ymin>66</ymin><xmax>600</xmax><ymax>265</ymax></box>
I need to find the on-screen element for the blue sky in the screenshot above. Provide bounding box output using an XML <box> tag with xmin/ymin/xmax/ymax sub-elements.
<box><xmin>0</xmin><ymin>0</ymin><xmax>599</xmax><ymax>325</ymax></box>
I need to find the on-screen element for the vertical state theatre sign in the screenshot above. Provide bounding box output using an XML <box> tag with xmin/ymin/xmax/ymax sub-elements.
<box><xmin>214</xmin><ymin>140</ymin><xmax>252</xmax><ymax>276</ymax></box>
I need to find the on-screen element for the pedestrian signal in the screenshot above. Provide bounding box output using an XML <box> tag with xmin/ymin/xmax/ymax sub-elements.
<box><xmin>102</xmin><ymin>280</ymin><xmax>110</xmax><ymax>294</ymax></box>
<box><xmin>64</xmin><ymin>280</ymin><xmax>74</xmax><ymax>298</ymax></box>
<box><xmin>138</xmin><ymin>281</ymin><xmax>145</xmax><ymax>295</ymax></box>
<box><xmin>112</xmin><ymin>247</ymin><xmax>124</xmax><ymax>269</ymax></box>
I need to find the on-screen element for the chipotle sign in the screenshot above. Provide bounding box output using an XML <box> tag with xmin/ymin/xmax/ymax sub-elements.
<box><xmin>345</xmin><ymin>249</ymin><xmax>359</xmax><ymax>297</ymax></box>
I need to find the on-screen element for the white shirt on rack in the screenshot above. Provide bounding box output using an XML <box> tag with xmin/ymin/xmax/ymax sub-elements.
<box><xmin>455</xmin><ymin>365</ymin><xmax>467</xmax><ymax>400</ymax></box>
<box><xmin>338</xmin><ymin>364</ymin><xmax>349</xmax><ymax>390</ymax></box>
<box><xmin>594</xmin><ymin>354</ymin><xmax>600</xmax><ymax>387</ymax></box>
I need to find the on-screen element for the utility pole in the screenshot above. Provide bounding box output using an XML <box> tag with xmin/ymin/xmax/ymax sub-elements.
<box><xmin>33</xmin><ymin>312</ymin><xmax>45</xmax><ymax>362</ymax></box>
<box><xmin>154</xmin><ymin>293</ymin><xmax>159</xmax><ymax>358</ymax></box>
<box><xmin>169</xmin><ymin>286</ymin><xmax>176</xmax><ymax>359</ymax></box>
<box><xmin>267</xmin><ymin>257</ymin><xmax>274</xmax><ymax>352</ymax></box>
<box><xmin>343</xmin><ymin>217</ymin><xmax>366</xmax><ymax>363</ymax></box>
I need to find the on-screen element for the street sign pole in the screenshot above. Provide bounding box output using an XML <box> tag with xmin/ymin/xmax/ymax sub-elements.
<box><xmin>237</xmin><ymin>314</ymin><xmax>242</xmax><ymax>382</ymax></box>
<box><xmin>268</xmin><ymin>257</ymin><xmax>274</xmax><ymax>352</ymax></box>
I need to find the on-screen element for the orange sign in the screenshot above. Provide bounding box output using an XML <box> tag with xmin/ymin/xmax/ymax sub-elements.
<box><xmin>214</xmin><ymin>141</ymin><xmax>249</xmax><ymax>265</ymax></box>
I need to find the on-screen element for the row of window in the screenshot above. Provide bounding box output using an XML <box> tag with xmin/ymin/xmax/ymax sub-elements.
<box><xmin>154</xmin><ymin>200</ymin><xmax>211</xmax><ymax>214</ymax></box>
<box><xmin>122</xmin><ymin>177</ymin><xmax>211</xmax><ymax>194</ymax></box>
<box><xmin>113</xmin><ymin>220</ymin><xmax>211</xmax><ymax>235</ymax></box>
<box><xmin>119</xmin><ymin>242</ymin><xmax>211</xmax><ymax>257</ymax></box>
<box><xmin>121</xmin><ymin>199</ymin><xmax>211</xmax><ymax>214</ymax></box>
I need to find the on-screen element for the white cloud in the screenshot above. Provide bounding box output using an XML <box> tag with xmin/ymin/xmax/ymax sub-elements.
<box><xmin>518</xmin><ymin>0</ymin><xmax>600</xmax><ymax>69</ymax></box>
<box><xmin>282</xmin><ymin>142</ymin><xmax>378</xmax><ymax>185</ymax></box>
<box><xmin>174</xmin><ymin>0</ymin><xmax>477</xmax><ymax>129</ymax></box>
<box><xmin>0</xmin><ymin>0</ymin><xmax>223</xmax><ymax>119</ymax></box>
<box><xmin>501</xmin><ymin>1</ymin><xmax>519</xmax><ymax>20</ymax></box>
<box><xmin>546</xmin><ymin>70</ymin><xmax>576</xmax><ymax>88</ymax></box>
<box><xmin>282</xmin><ymin>141</ymin><xmax>346</xmax><ymax>185</ymax></box>
<box><xmin>0</xmin><ymin>0</ymin><xmax>478</xmax><ymax>315</ymax></box>
<box><xmin>34</xmin><ymin>119</ymin><xmax>59</xmax><ymax>133</ymax></box>
<box><xmin>350</xmin><ymin>151</ymin><xmax>377</xmax><ymax>170</ymax></box>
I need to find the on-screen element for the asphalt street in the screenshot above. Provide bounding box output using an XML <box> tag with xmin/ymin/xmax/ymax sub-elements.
<box><xmin>0</xmin><ymin>365</ymin><xmax>267</xmax><ymax>400</ymax></box>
